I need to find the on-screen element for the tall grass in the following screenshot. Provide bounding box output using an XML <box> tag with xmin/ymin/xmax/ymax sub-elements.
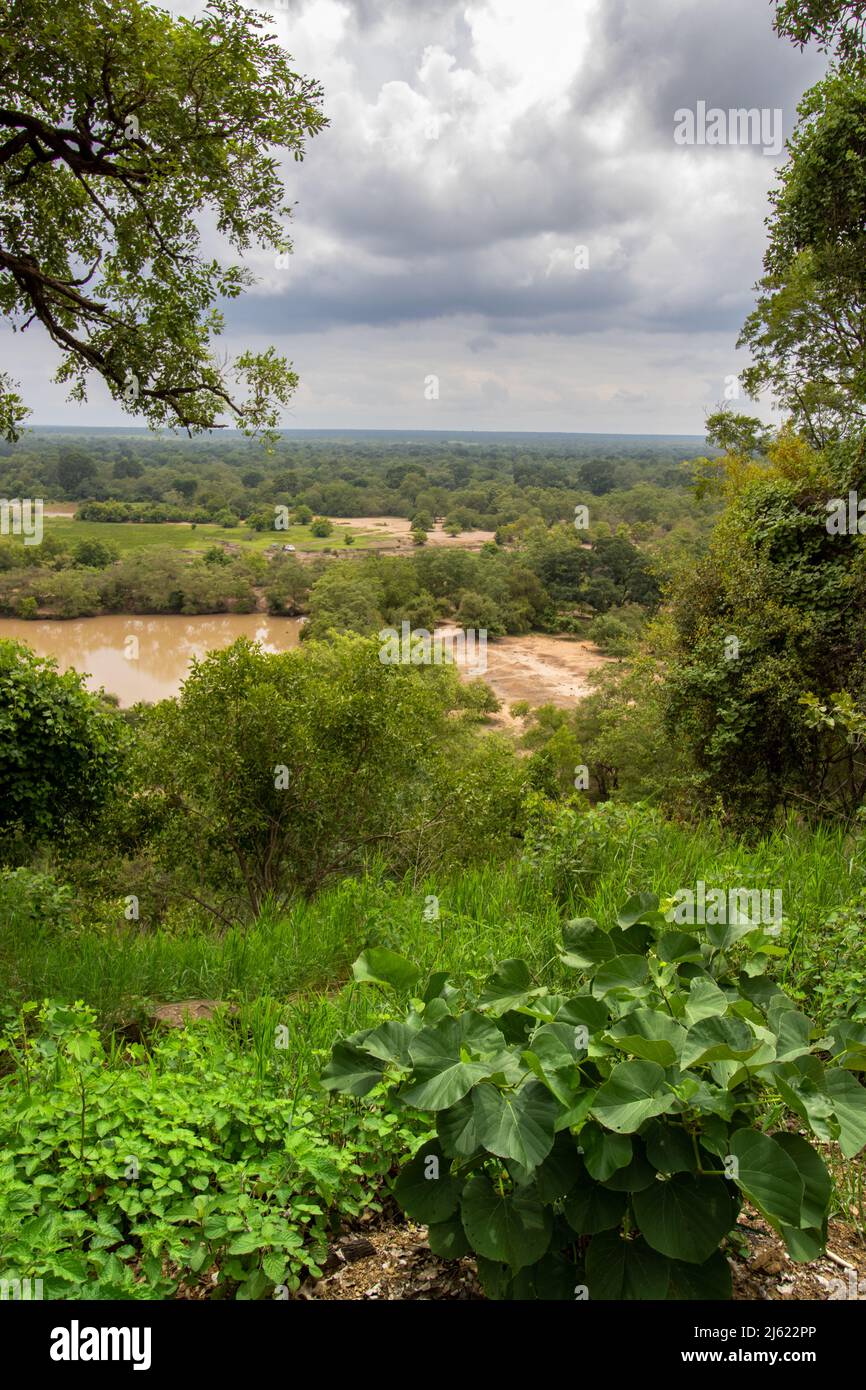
<box><xmin>1</xmin><ymin>810</ymin><xmax>861</xmax><ymax>1041</ymax></box>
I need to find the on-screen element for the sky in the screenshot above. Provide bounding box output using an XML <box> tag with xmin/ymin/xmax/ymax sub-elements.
<box><xmin>9</xmin><ymin>0</ymin><xmax>830</xmax><ymax>434</ymax></box>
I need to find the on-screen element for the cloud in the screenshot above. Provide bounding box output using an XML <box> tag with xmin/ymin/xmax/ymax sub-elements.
<box><xmin>18</xmin><ymin>0</ymin><xmax>831</xmax><ymax>432</ymax></box>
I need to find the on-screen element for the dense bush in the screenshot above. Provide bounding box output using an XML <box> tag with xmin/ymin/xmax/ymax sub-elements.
<box><xmin>324</xmin><ymin>894</ymin><xmax>866</xmax><ymax>1299</ymax></box>
<box><xmin>0</xmin><ymin>1001</ymin><xmax>420</xmax><ymax>1299</ymax></box>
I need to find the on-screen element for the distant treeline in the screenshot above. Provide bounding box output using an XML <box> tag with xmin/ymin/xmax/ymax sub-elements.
<box><xmin>0</xmin><ymin>432</ymin><xmax>716</xmax><ymax>534</ymax></box>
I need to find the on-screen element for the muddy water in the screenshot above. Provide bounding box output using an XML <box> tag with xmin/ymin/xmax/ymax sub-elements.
<box><xmin>0</xmin><ymin>614</ymin><xmax>304</xmax><ymax>706</ymax></box>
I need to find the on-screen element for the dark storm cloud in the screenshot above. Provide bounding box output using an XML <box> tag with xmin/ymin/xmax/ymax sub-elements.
<box><xmin>229</xmin><ymin>0</ymin><xmax>829</xmax><ymax>345</ymax></box>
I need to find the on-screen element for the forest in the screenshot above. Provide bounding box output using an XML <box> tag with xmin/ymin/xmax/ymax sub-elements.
<box><xmin>2</xmin><ymin>0</ymin><xmax>866</xmax><ymax>1332</ymax></box>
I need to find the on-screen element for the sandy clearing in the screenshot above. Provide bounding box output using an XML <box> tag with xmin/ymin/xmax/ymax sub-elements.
<box><xmin>436</xmin><ymin>626</ymin><xmax>613</xmax><ymax>726</ymax></box>
<box><xmin>336</xmin><ymin>516</ymin><xmax>496</xmax><ymax>550</ymax></box>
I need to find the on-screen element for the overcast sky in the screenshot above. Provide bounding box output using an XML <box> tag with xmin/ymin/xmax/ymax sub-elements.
<box><xmin>11</xmin><ymin>0</ymin><xmax>830</xmax><ymax>435</ymax></box>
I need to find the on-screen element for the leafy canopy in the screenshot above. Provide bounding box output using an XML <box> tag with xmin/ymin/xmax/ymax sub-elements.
<box><xmin>0</xmin><ymin>0</ymin><xmax>326</xmax><ymax>439</ymax></box>
<box><xmin>0</xmin><ymin>638</ymin><xmax>127</xmax><ymax>842</ymax></box>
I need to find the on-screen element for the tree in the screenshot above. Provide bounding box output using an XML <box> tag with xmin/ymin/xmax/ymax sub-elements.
<box><xmin>662</xmin><ymin>433</ymin><xmax>866</xmax><ymax>828</ymax></box>
<box><xmin>0</xmin><ymin>0</ymin><xmax>326</xmax><ymax>440</ymax></box>
<box><xmin>773</xmin><ymin>0</ymin><xmax>866</xmax><ymax>59</ymax></box>
<box><xmin>739</xmin><ymin>9</ymin><xmax>866</xmax><ymax>444</ymax></box>
<box><xmin>129</xmin><ymin>635</ymin><xmax>481</xmax><ymax>913</ymax></box>
<box><xmin>0</xmin><ymin>639</ymin><xmax>127</xmax><ymax>841</ymax></box>
<box><xmin>309</xmin><ymin>516</ymin><xmax>332</xmax><ymax>537</ymax></box>
<box><xmin>57</xmin><ymin>447</ymin><xmax>97</xmax><ymax>496</ymax></box>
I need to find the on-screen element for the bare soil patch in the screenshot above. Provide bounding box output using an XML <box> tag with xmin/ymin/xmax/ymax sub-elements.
<box><xmin>438</xmin><ymin>627</ymin><xmax>614</xmax><ymax>724</ymax></box>
<box><xmin>301</xmin><ymin>1209</ymin><xmax>866</xmax><ymax>1302</ymax></box>
<box><xmin>334</xmin><ymin>516</ymin><xmax>496</xmax><ymax>550</ymax></box>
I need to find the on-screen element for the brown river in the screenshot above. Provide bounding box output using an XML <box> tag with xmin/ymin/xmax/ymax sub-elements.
<box><xmin>0</xmin><ymin>615</ymin><xmax>304</xmax><ymax>706</ymax></box>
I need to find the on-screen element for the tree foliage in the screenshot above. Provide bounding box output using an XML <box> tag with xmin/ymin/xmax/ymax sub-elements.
<box><xmin>0</xmin><ymin>0</ymin><xmax>326</xmax><ymax>439</ymax></box>
<box><xmin>0</xmin><ymin>638</ymin><xmax>127</xmax><ymax>841</ymax></box>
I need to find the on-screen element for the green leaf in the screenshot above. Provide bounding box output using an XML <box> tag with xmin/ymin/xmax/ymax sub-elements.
<box><xmin>426</xmin><ymin>1212</ymin><xmax>471</xmax><ymax>1259</ymax></box>
<box><xmin>403</xmin><ymin>1014</ymin><xmax>509</xmax><ymax>1111</ymax></box>
<box><xmin>601</xmin><ymin>1141</ymin><xmax>656</xmax><ymax>1193</ymax></box>
<box><xmin>393</xmin><ymin>1140</ymin><xmax>459</xmax><ymax>1224</ymax></box>
<box><xmin>460</xmin><ymin>1177</ymin><xmax>552</xmax><ymax>1272</ymax></box>
<box><xmin>616</xmin><ymin>892</ymin><xmax>659</xmax><ymax>927</ymax></box>
<box><xmin>320</xmin><ymin>1041</ymin><xmax>387</xmax><ymax>1096</ymax></box>
<box><xmin>564</xmin><ymin>1180</ymin><xmax>628</xmax><ymax>1235</ymax></box>
<box><xmin>586</xmin><ymin>1231</ymin><xmax>670</xmax><ymax>1300</ymax></box>
<box><xmin>352</xmin><ymin>948</ymin><xmax>420</xmax><ymax>992</ymax></box>
<box><xmin>609</xmin><ymin>1008</ymin><xmax>686</xmax><ymax>1066</ymax></box>
<box><xmin>362</xmin><ymin>1020</ymin><xmax>418</xmax><ymax>1067</ymax></box>
<box><xmin>684</xmin><ymin>977</ymin><xmax>729</xmax><ymax>1026</ymax></box>
<box><xmin>728</xmin><ymin>1129</ymin><xmax>804</xmax><ymax>1227</ymax></box>
<box><xmin>533</xmin><ymin>1132</ymin><xmax>583</xmax><ymax>1202</ymax></box>
<box><xmin>436</xmin><ymin>1093</ymin><xmax>480</xmax><ymax>1158</ymax></box>
<box><xmin>656</xmin><ymin>932</ymin><xmax>703</xmax><ymax>964</ymax></box>
<box><xmin>479</xmin><ymin>959</ymin><xmax>537</xmax><ymax>1014</ymax></box>
<box><xmin>680</xmin><ymin>1015</ymin><xmax>760</xmax><ymax>1069</ymax></box>
<box><xmin>642</xmin><ymin>1120</ymin><xmax>698</xmax><ymax>1175</ymax></box>
<box><xmin>633</xmin><ymin>1174</ymin><xmax>735</xmax><ymax>1263</ymax></box>
<box><xmin>592</xmin><ymin>955</ymin><xmax>649</xmax><ymax>998</ymax></box>
<box><xmin>592</xmin><ymin>1060</ymin><xmax>676</xmax><ymax>1133</ymax></box>
<box><xmin>772</xmin><ymin>1132</ymin><xmax>831</xmax><ymax>1229</ymax></box>
<box><xmin>560</xmin><ymin>919</ymin><xmax>615</xmax><ymax>969</ymax></box>
<box><xmin>262</xmin><ymin>1252</ymin><xmax>287</xmax><ymax>1283</ymax></box>
<box><xmin>580</xmin><ymin>1123</ymin><xmax>632</xmax><ymax>1181</ymax></box>
<box><xmin>667</xmin><ymin>1249</ymin><xmax>732</xmax><ymax>1299</ymax></box>
<box><xmin>826</xmin><ymin>1069</ymin><xmax>866</xmax><ymax>1158</ymax></box>
<box><xmin>471</xmin><ymin>1080</ymin><xmax>557</xmax><ymax>1172</ymax></box>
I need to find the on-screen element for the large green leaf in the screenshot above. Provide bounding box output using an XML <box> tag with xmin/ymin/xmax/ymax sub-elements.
<box><xmin>402</xmin><ymin>1014</ymin><xmax>510</xmax><ymax>1111</ymax></box>
<box><xmin>772</xmin><ymin>1132</ymin><xmax>831</xmax><ymax>1228</ymax></box>
<box><xmin>667</xmin><ymin>1248</ymin><xmax>732</xmax><ymax>1299</ymax></box>
<box><xmin>460</xmin><ymin>1177</ymin><xmax>552</xmax><ymax>1271</ymax></box>
<box><xmin>774</xmin><ymin>1128</ymin><xmax>830</xmax><ymax>1261</ymax></box>
<box><xmin>579</xmin><ymin>1123</ymin><xmax>632</xmax><ymax>1181</ymax></box>
<box><xmin>609</xmin><ymin>1008</ymin><xmax>686</xmax><ymax>1066</ymax></box>
<box><xmin>642</xmin><ymin>1119</ymin><xmax>698</xmax><ymax>1174</ymax></box>
<box><xmin>680</xmin><ymin>1015</ymin><xmax>761</xmax><ymax>1069</ymax></box>
<box><xmin>586</xmin><ymin>1231</ymin><xmax>670</xmax><ymax>1300</ymax></box>
<box><xmin>479</xmin><ymin>958</ymin><xmax>537</xmax><ymax>1015</ymax></box>
<box><xmin>426</xmin><ymin>1212</ymin><xmax>471</xmax><ymax>1259</ymax></box>
<box><xmin>684</xmin><ymin>977</ymin><xmax>729</xmax><ymax>1026</ymax></box>
<box><xmin>352</xmin><ymin>948</ymin><xmax>420</xmax><ymax>992</ymax></box>
<box><xmin>532</xmin><ymin>1132</ymin><xmax>583</xmax><ymax>1202</ymax></box>
<box><xmin>616</xmin><ymin>892</ymin><xmax>660</xmax><ymax>927</ymax></box>
<box><xmin>472</xmin><ymin>1080</ymin><xmax>558</xmax><ymax>1172</ymax></box>
<box><xmin>320</xmin><ymin>1041</ymin><xmax>387</xmax><ymax>1096</ymax></box>
<box><xmin>564</xmin><ymin>1180</ymin><xmax>627</xmax><ymax>1235</ymax></box>
<box><xmin>728</xmin><ymin>1129</ymin><xmax>804</xmax><ymax>1227</ymax></box>
<box><xmin>826</xmin><ymin>1068</ymin><xmax>866</xmax><ymax>1158</ymax></box>
<box><xmin>592</xmin><ymin>955</ymin><xmax>649</xmax><ymax>998</ymax></box>
<box><xmin>361</xmin><ymin>1020</ymin><xmax>418</xmax><ymax>1067</ymax></box>
<box><xmin>656</xmin><ymin>932</ymin><xmax>703</xmax><ymax>965</ymax></box>
<box><xmin>592</xmin><ymin>1060</ymin><xmax>676</xmax><ymax>1133</ymax></box>
<box><xmin>560</xmin><ymin>919</ymin><xmax>615</xmax><ymax>969</ymax></box>
<box><xmin>633</xmin><ymin>1174</ymin><xmax>734</xmax><ymax>1263</ymax></box>
<box><xmin>436</xmin><ymin>1093</ymin><xmax>480</xmax><ymax>1158</ymax></box>
<box><xmin>393</xmin><ymin>1140</ymin><xmax>459</xmax><ymax>1224</ymax></box>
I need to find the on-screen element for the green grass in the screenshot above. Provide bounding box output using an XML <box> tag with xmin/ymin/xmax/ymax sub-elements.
<box><xmin>38</xmin><ymin>515</ymin><xmax>387</xmax><ymax>554</ymax></box>
<box><xmin>2</xmin><ymin>812</ymin><xmax>861</xmax><ymax>1053</ymax></box>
